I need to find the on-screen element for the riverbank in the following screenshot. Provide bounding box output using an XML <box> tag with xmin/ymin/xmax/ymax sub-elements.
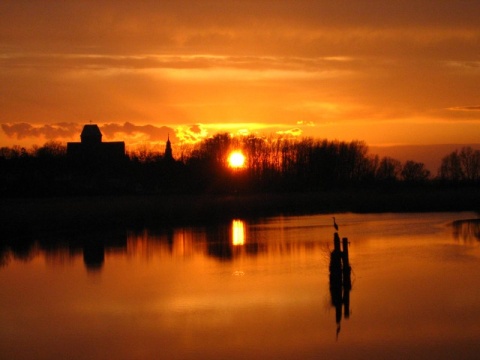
<box><xmin>2</xmin><ymin>187</ymin><xmax>479</xmax><ymax>236</ymax></box>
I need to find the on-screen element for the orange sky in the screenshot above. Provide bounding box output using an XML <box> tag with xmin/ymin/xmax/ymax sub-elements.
<box><xmin>1</xmin><ymin>1</ymin><xmax>480</xmax><ymax>165</ymax></box>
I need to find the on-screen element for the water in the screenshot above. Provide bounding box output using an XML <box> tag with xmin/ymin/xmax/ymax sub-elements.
<box><xmin>1</xmin><ymin>212</ymin><xmax>480</xmax><ymax>359</ymax></box>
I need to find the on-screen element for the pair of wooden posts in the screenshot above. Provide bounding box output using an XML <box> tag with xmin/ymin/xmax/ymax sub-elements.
<box><xmin>329</xmin><ymin>232</ymin><xmax>351</xmax><ymax>336</ymax></box>
<box><xmin>330</xmin><ymin>233</ymin><xmax>351</xmax><ymax>289</ymax></box>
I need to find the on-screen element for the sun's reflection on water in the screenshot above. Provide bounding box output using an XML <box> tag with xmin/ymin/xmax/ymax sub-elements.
<box><xmin>232</xmin><ymin>219</ymin><xmax>246</xmax><ymax>246</ymax></box>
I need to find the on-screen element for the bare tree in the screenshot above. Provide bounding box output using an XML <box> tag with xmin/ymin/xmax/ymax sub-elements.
<box><xmin>460</xmin><ymin>147</ymin><xmax>480</xmax><ymax>182</ymax></box>
<box><xmin>439</xmin><ymin>146</ymin><xmax>480</xmax><ymax>183</ymax></box>
<box><xmin>401</xmin><ymin>160</ymin><xmax>430</xmax><ymax>183</ymax></box>
<box><xmin>376</xmin><ymin>157</ymin><xmax>402</xmax><ymax>182</ymax></box>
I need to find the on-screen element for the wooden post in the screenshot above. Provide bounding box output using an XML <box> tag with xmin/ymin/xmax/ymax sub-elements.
<box><xmin>330</xmin><ymin>233</ymin><xmax>342</xmax><ymax>277</ymax></box>
<box><xmin>333</xmin><ymin>232</ymin><xmax>341</xmax><ymax>252</ymax></box>
<box><xmin>341</xmin><ymin>237</ymin><xmax>351</xmax><ymax>290</ymax></box>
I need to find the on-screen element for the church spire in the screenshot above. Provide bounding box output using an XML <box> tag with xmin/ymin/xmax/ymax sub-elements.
<box><xmin>164</xmin><ymin>134</ymin><xmax>173</xmax><ymax>161</ymax></box>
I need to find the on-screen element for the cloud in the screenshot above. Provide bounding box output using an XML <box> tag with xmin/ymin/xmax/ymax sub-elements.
<box><xmin>1</xmin><ymin>2</ymin><xmax>480</xmax><ymax>148</ymax></box>
<box><xmin>448</xmin><ymin>105</ymin><xmax>480</xmax><ymax>111</ymax></box>
<box><xmin>0</xmin><ymin>53</ymin><xmax>359</xmax><ymax>78</ymax></box>
<box><xmin>1</xmin><ymin>122</ymin><xmax>179</xmax><ymax>144</ymax></box>
<box><xmin>176</xmin><ymin>124</ymin><xmax>209</xmax><ymax>143</ymax></box>
<box><xmin>297</xmin><ymin>120</ymin><xmax>315</xmax><ymax>127</ymax></box>
<box><xmin>276</xmin><ymin>128</ymin><xmax>303</xmax><ymax>137</ymax></box>
<box><xmin>100</xmin><ymin>122</ymin><xmax>177</xmax><ymax>142</ymax></box>
<box><xmin>2</xmin><ymin>1</ymin><xmax>479</xmax><ymax>60</ymax></box>
<box><xmin>189</xmin><ymin>125</ymin><xmax>202</xmax><ymax>134</ymax></box>
<box><xmin>1</xmin><ymin>122</ymin><xmax>80</xmax><ymax>140</ymax></box>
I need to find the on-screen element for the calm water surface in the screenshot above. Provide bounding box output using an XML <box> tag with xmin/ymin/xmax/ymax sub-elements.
<box><xmin>1</xmin><ymin>212</ymin><xmax>480</xmax><ymax>359</ymax></box>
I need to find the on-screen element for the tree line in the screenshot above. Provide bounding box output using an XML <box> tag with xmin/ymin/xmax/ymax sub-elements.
<box><xmin>1</xmin><ymin>135</ymin><xmax>479</xmax><ymax>197</ymax></box>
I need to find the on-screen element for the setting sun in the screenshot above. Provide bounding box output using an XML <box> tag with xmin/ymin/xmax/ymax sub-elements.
<box><xmin>228</xmin><ymin>151</ymin><xmax>246</xmax><ymax>168</ymax></box>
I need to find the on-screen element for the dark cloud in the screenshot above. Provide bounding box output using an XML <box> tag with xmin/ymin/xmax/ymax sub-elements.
<box><xmin>2</xmin><ymin>1</ymin><xmax>479</xmax><ymax>59</ymax></box>
<box><xmin>189</xmin><ymin>125</ymin><xmax>202</xmax><ymax>134</ymax></box>
<box><xmin>1</xmin><ymin>122</ymin><xmax>177</xmax><ymax>143</ymax></box>
<box><xmin>1</xmin><ymin>122</ymin><xmax>80</xmax><ymax>140</ymax></box>
<box><xmin>100</xmin><ymin>122</ymin><xmax>177</xmax><ymax>142</ymax></box>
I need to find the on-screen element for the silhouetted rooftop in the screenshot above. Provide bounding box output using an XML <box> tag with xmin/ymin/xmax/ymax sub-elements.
<box><xmin>81</xmin><ymin>124</ymin><xmax>102</xmax><ymax>144</ymax></box>
<box><xmin>67</xmin><ymin>124</ymin><xmax>125</xmax><ymax>162</ymax></box>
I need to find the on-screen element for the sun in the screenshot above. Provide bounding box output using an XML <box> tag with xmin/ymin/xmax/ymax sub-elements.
<box><xmin>228</xmin><ymin>151</ymin><xmax>246</xmax><ymax>168</ymax></box>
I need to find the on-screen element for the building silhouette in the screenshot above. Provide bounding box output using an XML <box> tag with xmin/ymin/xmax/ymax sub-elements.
<box><xmin>67</xmin><ymin>124</ymin><xmax>125</xmax><ymax>164</ymax></box>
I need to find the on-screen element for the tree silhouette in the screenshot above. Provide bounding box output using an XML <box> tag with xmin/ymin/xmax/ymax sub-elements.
<box><xmin>401</xmin><ymin>160</ymin><xmax>430</xmax><ymax>183</ymax></box>
<box><xmin>439</xmin><ymin>146</ymin><xmax>480</xmax><ymax>183</ymax></box>
<box><xmin>376</xmin><ymin>157</ymin><xmax>402</xmax><ymax>183</ymax></box>
<box><xmin>3</xmin><ymin>134</ymin><xmax>479</xmax><ymax>197</ymax></box>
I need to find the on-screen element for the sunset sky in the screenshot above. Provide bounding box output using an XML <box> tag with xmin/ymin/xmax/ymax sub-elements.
<box><xmin>1</xmin><ymin>1</ymin><xmax>480</xmax><ymax>168</ymax></box>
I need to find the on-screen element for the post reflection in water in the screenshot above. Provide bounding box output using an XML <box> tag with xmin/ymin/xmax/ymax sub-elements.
<box><xmin>329</xmin><ymin>232</ymin><xmax>352</xmax><ymax>340</ymax></box>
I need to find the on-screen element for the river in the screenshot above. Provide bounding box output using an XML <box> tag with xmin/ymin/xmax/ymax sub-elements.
<box><xmin>1</xmin><ymin>212</ymin><xmax>480</xmax><ymax>359</ymax></box>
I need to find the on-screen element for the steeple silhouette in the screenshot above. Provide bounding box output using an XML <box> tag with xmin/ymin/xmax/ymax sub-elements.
<box><xmin>164</xmin><ymin>134</ymin><xmax>173</xmax><ymax>161</ymax></box>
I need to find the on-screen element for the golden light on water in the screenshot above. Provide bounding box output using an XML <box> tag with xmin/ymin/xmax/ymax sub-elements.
<box><xmin>228</xmin><ymin>151</ymin><xmax>246</xmax><ymax>169</ymax></box>
<box><xmin>232</xmin><ymin>219</ymin><xmax>246</xmax><ymax>246</ymax></box>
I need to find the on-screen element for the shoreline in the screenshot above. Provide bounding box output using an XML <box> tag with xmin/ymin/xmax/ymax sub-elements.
<box><xmin>1</xmin><ymin>187</ymin><xmax>479</xmax><ymax>237</ymax></box>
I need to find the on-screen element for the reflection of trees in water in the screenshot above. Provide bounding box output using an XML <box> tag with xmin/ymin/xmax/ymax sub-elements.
<box><xmin>1</xmin><ymin>239</ymin><xmax>39</xmax><ymax>267</ymax></box>
<box><xmin>1</xmin><ymin>219</ymin><xmax>331</xmax><ymax>268</ymax></box>
<box><xmin>83</xmin><ymin>241</ymin><xmax>105</xmax><ymax>272</ymax></box>
<box><xmin>127</xmin><ymin>220</ymin><xmax>322</xmax><ymax>262</ymax></box>
<box><xmin>0</xmin><ymin>245</ymin><xmax>11</xmax><ymax>267</ymax></box>
<box><xmin>0</xmin><ymin>229</ymin><xmax>127</xmax><ymax>271</ymax></box>
<box><xmin>452</xmin><ymin>219</ymin><xmax>480</xmax><ymax>242</ymax></box>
